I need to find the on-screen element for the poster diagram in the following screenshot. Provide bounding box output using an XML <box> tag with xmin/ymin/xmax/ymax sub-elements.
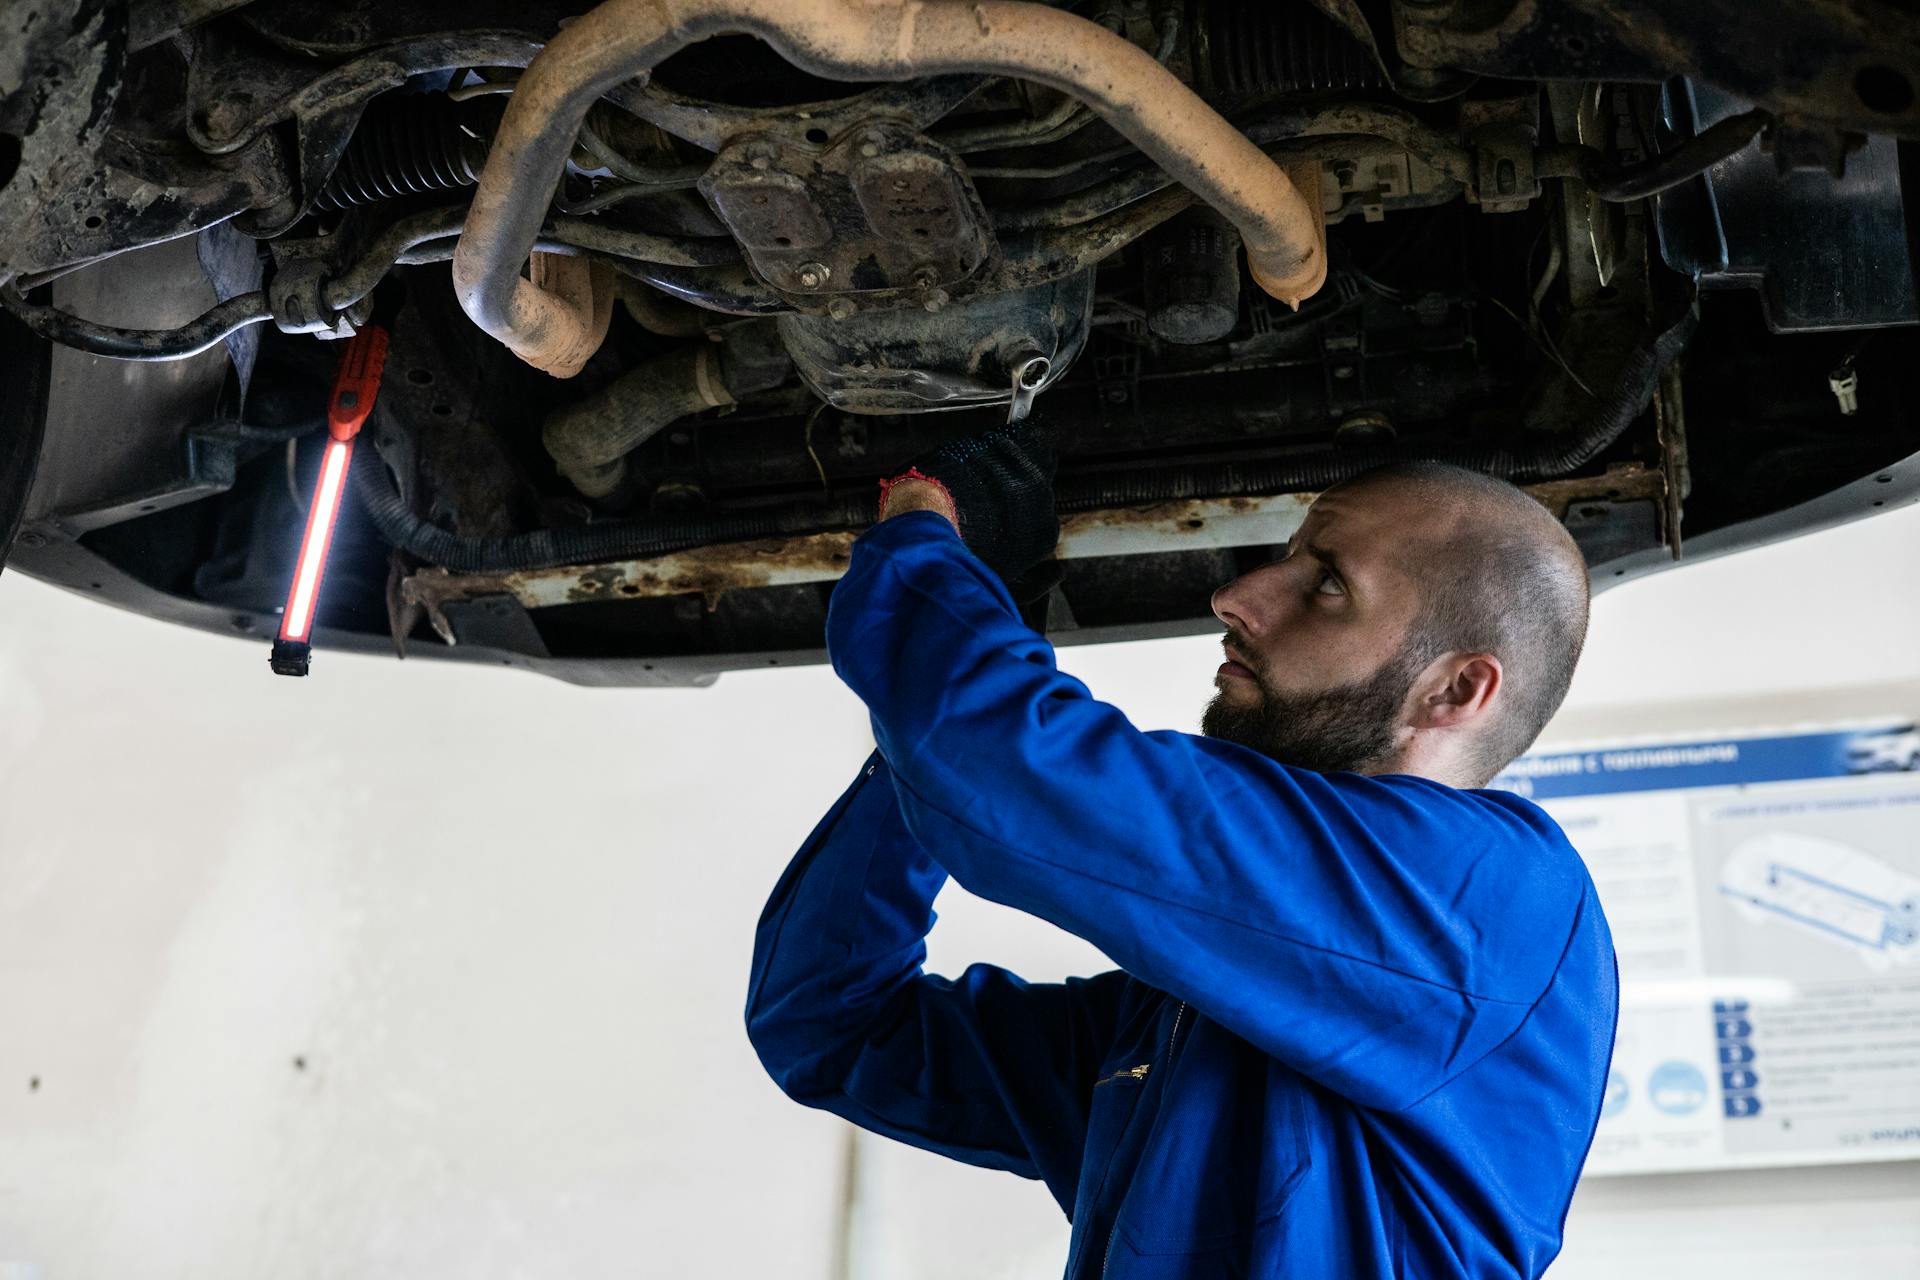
<box><xmin>1719</xmin><ymin>833</ymin><xmax>1919</xmax><ymax>970</ymax></box>
<box><xmin>1492</xmin><ymin>722</ymin><xmax>1920</xmax><ymax>1176</ymax></box>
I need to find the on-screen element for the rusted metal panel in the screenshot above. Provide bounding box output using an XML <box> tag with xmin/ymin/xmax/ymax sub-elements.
<box><xmin>397</xmin><ymin>467</ymin><xmax>1664</xmax><ymax>623</ymax></box>
<box><xmin>1056</xmin><ymin>493</ymin><xmax>1317</xmax><ymax>559</ymax></box>
<box><xmin>1522</xmin><ymin>463</ymin><xmax>1663</xmax><ymax>518</ymax></box>
<box><xmin>400</xmin><ymin>531</ymin><xmax>860</xmax><ymax>616</ymax></box>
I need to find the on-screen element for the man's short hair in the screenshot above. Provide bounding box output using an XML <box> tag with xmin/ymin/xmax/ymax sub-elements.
<box><xmin>1334</xmin><ymin>462</ymin><xmax>1592</xmax><ymax>786</ymax></box>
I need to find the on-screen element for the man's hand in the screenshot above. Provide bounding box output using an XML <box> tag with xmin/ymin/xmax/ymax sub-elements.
<box><xmin>875</xmin><ymin>417</ymin><xmax>1058</xmax><ymax>586</ymax></box>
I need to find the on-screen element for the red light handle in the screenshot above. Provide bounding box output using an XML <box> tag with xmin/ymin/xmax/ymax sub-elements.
<box><xmin>327</xmin><ymin>325</ymin><xmax>390</xmax><ymax>442</ymax></box>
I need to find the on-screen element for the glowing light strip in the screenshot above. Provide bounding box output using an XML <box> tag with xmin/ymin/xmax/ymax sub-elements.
<box><xmin>279</xmin><ymin>438</ymin><xmax>354</xmax><ymax>642</ymax></box>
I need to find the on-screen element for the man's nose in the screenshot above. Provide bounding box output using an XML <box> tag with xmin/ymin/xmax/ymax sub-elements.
<box><xmin>1211</xmin><ymin>570</ymin><xmax>1262</xmax><ymax>637</ymax></box>
<box><xmin>1212</xmin><ymin>560</ymin><xmax>1292</xmax><ymax>636</ymax></box>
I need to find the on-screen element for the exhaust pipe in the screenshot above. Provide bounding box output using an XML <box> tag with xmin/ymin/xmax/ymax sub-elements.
<box><xmin>451</xmin><ymin>0</ymin><xmax>1328</xmax><ymax>374</ymax></box>
<box><xmin>542</xmin><ymin>321</ymin><xmax>791</xmax><ymax>498</ymax></box>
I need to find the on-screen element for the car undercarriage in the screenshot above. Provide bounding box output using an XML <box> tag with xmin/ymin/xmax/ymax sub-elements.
<box><xmin>3</xmin><ymin>0</ymin><xmax>1918</xmax><ymax>684</ymax></box>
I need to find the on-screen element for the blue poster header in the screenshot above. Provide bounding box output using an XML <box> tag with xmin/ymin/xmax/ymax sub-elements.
<box><xmin>1489</xmin><ymin>724</ymin><xmax>1918</xmax><ymax>800</ymax></box>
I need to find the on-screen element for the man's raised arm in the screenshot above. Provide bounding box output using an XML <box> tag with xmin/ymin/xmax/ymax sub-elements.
<box><xmin>745</xmin><ymin>751</ymin><xmax>1127</xmax><ymax>1210</ymax></box>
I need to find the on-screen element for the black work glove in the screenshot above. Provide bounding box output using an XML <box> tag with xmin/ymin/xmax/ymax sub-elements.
<box><xmin>880</xmin><ymin>415</ymin><xmax>1059</xmax><ymax>588</ymax></box>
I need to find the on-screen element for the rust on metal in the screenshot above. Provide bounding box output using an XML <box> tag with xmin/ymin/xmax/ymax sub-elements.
<box><xmin>1058</xmin><ymin>492</ymin><xmax>1315</xmax><ymax>558</ymax></box>
<box><xmin>1255</xmin><ymin>160</ymin><xmax>1328</xmax><ymax>307</ymax></box>
<box><xmin>398</xmin><ymin>465</ymin><xmax>1664</xmax><ymax>620</ymax></box>
<box><xmin>399</xmin><ymin>530</ymin><xmax>860</xmax><ymax>619</ymax></box>
<box><xmin>1520</xmin><ymin>462</ymin><xmax>1662</xmax><ymax>518</ymax></box>
<box><xmin>451</xmin><ymin>0</ymin><xmax>1330</xmax><ymax>372</ymax></box>
<box><xmin>520</xmin><ymin>252</ymin><xmax>615</xmax><ymax>378</ymax></box>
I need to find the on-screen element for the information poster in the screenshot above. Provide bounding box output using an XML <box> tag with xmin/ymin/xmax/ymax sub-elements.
<box><xmin>1491</xmin><ymin>723</ymin><xmax>1920</xmax><ymax>1175</ymax></box>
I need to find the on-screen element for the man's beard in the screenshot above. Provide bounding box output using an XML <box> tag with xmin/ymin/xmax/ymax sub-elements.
<box><xmin>1201</xmin><ymin>635</ymin><xmax>1424</xmax><ymax>774</ymax></box>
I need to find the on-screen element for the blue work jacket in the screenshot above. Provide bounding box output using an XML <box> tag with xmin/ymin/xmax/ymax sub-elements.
<box><xmin>747</xmin><ymin>512</ymin><xmax>1619</xmax><ymax>1278</ymax></box>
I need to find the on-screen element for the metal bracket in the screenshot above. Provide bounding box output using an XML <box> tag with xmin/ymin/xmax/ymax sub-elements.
<box><xmin>266</xmin><ymin>257</ymin><xmax>372</xmax><ymax>337</ymax></box>
<box><xmin>437</xmin><ymin>593</ymin><xmax>551</xmax><ymax>657</ymax></box>
<box><xmin>699</xmin><ymin>117</ymin><xmax>994</xmax><ymax>305</ymax></box>
<box><xmin>1460</xmin><ymin>96</ymin><xmax>1541</xmax><ymax>214</ymax></box>
<box><xmin>1654</xmin><ymin>361</ymin><xmax>1689</xmax><ymax>559</ymax></box>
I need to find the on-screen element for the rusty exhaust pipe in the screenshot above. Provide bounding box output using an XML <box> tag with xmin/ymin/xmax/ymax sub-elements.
<box><xmin>451</xmin><ymin>0</ymin><xmax>1328</xmax><ymax>374</ymax></box>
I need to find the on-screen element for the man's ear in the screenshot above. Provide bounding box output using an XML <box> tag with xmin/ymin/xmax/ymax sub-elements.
<box><xmin>1410</xmin><ymin>652</ymin><xmax>1502</xmax><ymax>729</ymax></box>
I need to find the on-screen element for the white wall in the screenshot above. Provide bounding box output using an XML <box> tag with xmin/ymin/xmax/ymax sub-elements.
<box><xmin>0</xmin><ymin>588</ymin><xmax>873</xmax><ymax>1278</ymax></box>
<box><xmin>2</xmin><ymin>502</ymin><xmax>1918</xmax><ymax>1279</ymax></box>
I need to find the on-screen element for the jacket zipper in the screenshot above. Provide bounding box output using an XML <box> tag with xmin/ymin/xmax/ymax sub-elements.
<box><xmin>1095</xmin><ymin>1000</ymin><xmax>1188</xmax><ymax>1278</ymax></box>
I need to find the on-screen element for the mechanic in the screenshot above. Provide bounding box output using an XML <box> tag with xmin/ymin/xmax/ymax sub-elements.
<box><xmin>746</xmin><ymin>419</ymin><xmax>1619</xmax><ymax>1279</ymax></box>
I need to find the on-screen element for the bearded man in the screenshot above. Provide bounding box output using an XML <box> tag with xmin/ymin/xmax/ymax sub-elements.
<box><xmin>747</xmin><ymin>418</ymin><xmax>1618</xmax><ymax>1280</ymax></box>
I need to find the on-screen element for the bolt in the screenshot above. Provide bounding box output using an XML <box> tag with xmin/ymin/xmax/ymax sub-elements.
<box><xmin>744</xmin><ymin>142</ymin><xmax>775</xmax><ymax>170</ymax></box>
<box><xmin>857</xmin><ymin>130</ymin><xmax>887</xmax><ymax>158</ymax></box>
<box><xmin>795</xmin><ymin>261</ymin><xmax>831</xmax><ymax>289</ymax></box>
<box><xmin>1012</xmin><ymin>352</ymin><xmax>1051</xmax><ymax>390</ymax></box>
<box><xmin>15</xmin><ymin>531</ymin><xmax>46</xmax><ymax>549</ymax></box>
<box><xmin>827</xmin><ymin>298</ymin><xmax>855</xmax><ymax>320</ymax></box>
<box><xmin>859</xmin><ymin>141</ymin><xmax>881</xmax><ymax>158</ymax></box>
<box><xmin>230</xmin><ymin>614</ymin><xmax>256</xmax><ymax>634</ymax></box>
<box><xmin>920</xmin><ymin>287</ymin><xmax>950</xmax><ymax>313</ymax></box>
<box><xmin>910</xmin><ymin>266</ymin><xmax>941</xmax><ymax>289</ymax></box>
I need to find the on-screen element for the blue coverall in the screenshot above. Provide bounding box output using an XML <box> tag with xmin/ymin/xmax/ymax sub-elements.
<box><xmin>747</xmin><ymin>512</ymin><xmax>1620</xmax><ymax>1278</ymax></box>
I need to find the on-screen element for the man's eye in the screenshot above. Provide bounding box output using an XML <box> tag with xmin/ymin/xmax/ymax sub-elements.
<box><xmin>1316</xmin><ymin>569</ymin><xmax>1345</xmax><ymax>596</ymax></box>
